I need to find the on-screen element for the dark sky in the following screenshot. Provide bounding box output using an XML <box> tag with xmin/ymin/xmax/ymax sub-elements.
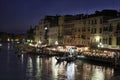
<box><xmin>0</xmin><ymin>0</ymin><xmax>120</xmax><ymax>34</ymax></box>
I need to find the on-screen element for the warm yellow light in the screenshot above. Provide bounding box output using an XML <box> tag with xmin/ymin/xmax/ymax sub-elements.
<box><xmin>29</xmin><ymin>43</ymin><xmax>33</xmax><ymax>46</ymax></box>
<box><xmin>15</xmin><ymin>38</ymin><xmax>19</xmax><ymax>42</ymax></box>
<box><xmin>98</xmin><ymin>43</ymin><xmax>104</xmax><ymax>48</ymax></box>
<box><xmin>95</xmin><ymin>36</ymin><xmax>100</xmax><ymax>42</ymax></box>
<box><xmin>55</xmin><ymin>41</ymin><xmax>58</xmax><ymax>45</ymax></box>
<box><xmin>84</xmin><ymin>47</ymin><xmax>89</xmax><ymax>51</ymax></box>
<box><xmin>38</xmin><ymin>40</ymin><xmax>41</xmax><ymax>44</ymax></box>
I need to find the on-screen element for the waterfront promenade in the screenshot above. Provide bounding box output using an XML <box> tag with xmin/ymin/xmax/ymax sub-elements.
<box><xmin>14</xmin><ymin>43</ymin><xmax>120</xmax><ymax>67</ymax></box>
<box><xmin>0</xmin><ymin>43</ymin><xmax>120</xmax><ymax>80</ymax></box>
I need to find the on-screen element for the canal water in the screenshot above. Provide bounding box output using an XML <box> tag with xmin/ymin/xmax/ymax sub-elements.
<box><xmin>0</xmin><ymin>43</ymin><xmax>120</xmax><ymax>80</ymax></box>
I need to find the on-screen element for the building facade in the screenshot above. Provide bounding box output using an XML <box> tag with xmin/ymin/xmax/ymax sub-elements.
<box><xmin>106</xmin><ymin>18</ymin><xmax>120</xmax><ymax>49</ymax></box>
<box><xmin>34</xmin><ymin>10</ymin><xmax>120</xmax><ymax>50</ymax></box>
<box><xmin>34</xmin><ymin>16</ymin><xmax>59</xmax><ymax>45</ymax></box>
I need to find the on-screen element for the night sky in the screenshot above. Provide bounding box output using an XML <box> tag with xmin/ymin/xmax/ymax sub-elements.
<box><xmin>0</xmin><ymin>0</ymin><xmax>120</xmax><ymax>34</ymax></box>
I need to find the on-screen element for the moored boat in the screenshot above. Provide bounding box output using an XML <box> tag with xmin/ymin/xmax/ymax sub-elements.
<box><xmin>55</xmin><ymin>57</ymin><xmax>66</xmax><ymax>62</ymax></box>
<box><xmin>55</xmin><ymin>54</ymin><xmax>76</xmax><ymax>62</ymax></box>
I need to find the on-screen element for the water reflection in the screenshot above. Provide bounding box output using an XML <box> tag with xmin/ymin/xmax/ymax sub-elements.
<box><xmin>7</xmin><ymin>43</ymin><xmax>14</xmax><ymax>50</ymax></box>
<box><xmin>35</xmin><ymin>56</ymin><xmax>40</xmax><ymax>78</ymax></box>
<box><xmin>0</xmin><ymin>43</ymin><xmax>117</xmax><ymax>80</ymax></box>
<box><xmin>7</xmin><ymin>43</ymin><xmax>10</xmax><ymax>50</ymax></box>
<box><xmin>26</xmin><ymin>56</ymin><xmax>33</xmax><ymax>80</ymax></box>
<box><xmin>66</xmin><ymin>62</ymin><xmax>75</xmax><ymax>80</ymax></box>
<box><xmin>21</xmin><ymin>54</ymin><xmax>24</xmax><ymax>64</ymax></box>
<box><xmin>51</xmin><ymin>57</ymin><xmax>58</xmax><ymax>79</ymax></box>
<box><xmin>76</xmin><ymin>61</ymin><xmax>114</xmax><ymax>80</ymax></box>
<box><xmin>24</xmin><ymin>56</ymin><xmax>114</xmax><ymax>80</ymax></box>
<box><xmin>91</xmin><ymin>68</ymin><xmax>104</xmax><ymax>80</ymax></box>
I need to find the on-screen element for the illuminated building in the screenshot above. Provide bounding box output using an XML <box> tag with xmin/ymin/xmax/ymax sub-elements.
<box><xmin>34</xmin><ymin>16</ymin><xmax>59</xmax><ymax>45</ymax></box>
<box><xmin>104</xmin><ymin>18</ymin><xmax>120</xmax><ymax>49</ymax></box>
<box><xmin>34</xmin><ymin>9</ymin><xmax>120</xmax><ymax>50</ymax></box>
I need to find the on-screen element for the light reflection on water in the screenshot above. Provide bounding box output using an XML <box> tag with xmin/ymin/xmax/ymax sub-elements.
<box><xmin>66</xmin><ymin>62</ymin><xmax>75</xmax><ymax>80</ymax></box>
<box><xmin>25</xmin><ymin>56</ymin><xmax>114</xmax><ymax>80</ymax></box>
<box><xmin>26</xmin><ymin>56</ymin><xmax>33</xmax><ymax>80</ymax></box>
<box><xmin>0</xmin><ymin>43</ymin><xmax>118</xmax><ymax>80</ymax></box>
<box><xmin>36</xmin><ymin>56</ymin><xmax>40</xmax><ymax>78</ymax></box>
<box><xmin>91</xmin><ymin>67</ymin><xmax>105</xmax><ymax>80</ymax></box>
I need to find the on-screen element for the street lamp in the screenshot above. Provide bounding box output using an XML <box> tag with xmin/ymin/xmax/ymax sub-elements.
<box><xmin>98</xmin><ymin>43</ymin><xmax>103</xmax><ymax>48</ymax></box>
<box><xmin>45</xmin><ymin>27</ymin><xmax>48</xmax><ymax>30</ymax></box>
<box><xmin>55</xmin><ymin>41</ymin><xmax>58</xmax><ymax>45</ymax></box>
<box><xmin>44</xmin><ymin>27</ymin><xmax>48</xmax><ymax>45</ymax></box>
<box><xmin>38</xmin><ymin>40</ymin><xmax>41</xmax><ymax>44</ymax></box>
<box><xmin>98</xmin><ymin>43</ymin><xmax>103</xmax><ymax>52</ymax></box>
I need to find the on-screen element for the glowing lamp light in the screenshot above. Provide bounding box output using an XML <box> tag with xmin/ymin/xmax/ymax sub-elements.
<box><xmin>8</xmin><ymin>38</ymin><xmax>10</xmax><ymax>42</ymax></box>
<box><xmin>27</xmin><ymin>40</ymin><xmax>30</xmax><ymax>42</ymax></box>
<box><xmin>95</xmin><ymin>36</ymin><xmax>100</xmax><ymax>42</ymax></box>
<box><xmin>0</xmin><ymin>44</ymin><xmax>2</xmax><ymax>47</ymax></box>
<box><xmin>84</xmin><ymin>47</ymin><xmax>89</xmax><ymax>51</ymax></box>
<box><xmin>71</xmin><ymin>49</ymin><xmax>74</xmax><ymax>53</ymax></box>
<box><xmin>38</xmin><ymin>40</ymin><xmax>41</xmax><ymax>44</ymax></box>
<box><xmin>44</xmin><ymin>27</ymin><xmax>48</xmax><ymax>30</ymax></box>
<box><xmin>98</xmin><ymin>43</ymin><xmax>104</xmax><ymax>48</ymax></box>
<box><xmin>15</xmin><ymin>38</ymin><xmax>19</xmax><ymax>42</ymax></box>
<box><xmin>29</xmin><ymin>43</ymin><xmax>33</xmax><ymax>46</ymax></box>
<box><xmin>55</xmin><ymin>41</ymin><xmax>58</xmax><ymax>45</ymax></box>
